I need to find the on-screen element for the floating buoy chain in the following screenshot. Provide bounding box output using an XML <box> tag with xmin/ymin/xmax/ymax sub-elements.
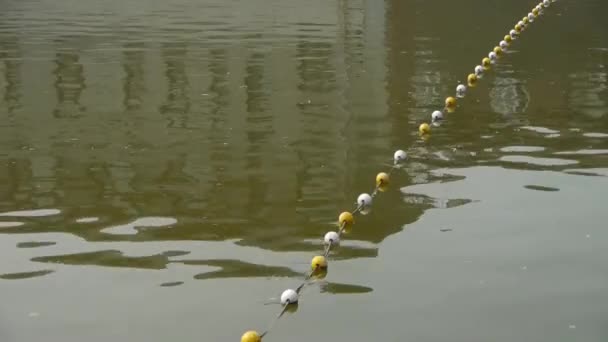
<box><xmin>241</xmin><ymin>1</ymin><xmax>562</xmax><ymax>340</ymax></box>
<box><xmin>419</xmin><ymin>0</ymin><xmax>558</xmax><ymax>136</ymax></box>
<box><xmin>240</xmin><ymin>150</ymin><xmax>409</xmax><ymax>341</ymax></box>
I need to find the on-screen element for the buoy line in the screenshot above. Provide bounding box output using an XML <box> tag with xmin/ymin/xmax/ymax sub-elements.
<box><xmin>241</xmin><ymin>150</ymin><xmax>406</xmax><ymax>342</ymax></box>
<box><xmin>241</xmin><ymin>1</ymin><xmax>558</xmax><ymax>341</ymax></box>
<box><xmin>420</xmin><ymin>0</ymin><xmax>557</xmax><ymax>136</ymax></box>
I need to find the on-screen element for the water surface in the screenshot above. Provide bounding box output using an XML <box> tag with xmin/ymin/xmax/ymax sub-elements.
<box><xmin>1</xmin><ymin>0</ymin><xmax>608</xmax><ymax>341</ymax></box>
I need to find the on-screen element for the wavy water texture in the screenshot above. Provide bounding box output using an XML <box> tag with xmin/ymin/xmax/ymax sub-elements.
<box><xmin>1</xmin><ymin>0</ymin><xmax>607</xmax><ymax>341</ymax></box>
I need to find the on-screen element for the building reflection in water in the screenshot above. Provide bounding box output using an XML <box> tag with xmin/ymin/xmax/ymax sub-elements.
<box><xmin>122</xmin><ymin>42</ymin><xmax>146</xmax><ymax>112</ymax></box>
<box><xmin>159</xmin><ymin>42</ymin><xmax>190</xmax><ymax>128</ymax></box>
<box><xmin>0</xmin><ymin>36</ymin><xmax>22</xmax><ymax>114</ymax></box>
<box><xmin>52</xmin><ymin>50</ymin><xmax>86</xmax><ymax>118</ymax></box>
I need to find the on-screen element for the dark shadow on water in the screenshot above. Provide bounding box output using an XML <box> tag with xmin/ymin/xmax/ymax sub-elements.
<box><xmin>524</xmin><ymin>185</ymin><xmax>560</xmax><ymax>192</ymax></box>
<box><xmin>0</xmin><ymin>269</ymin><xmax>54</xmax><ymax>280</ymax></box>
<box><xmin>319</xmin><ymin>281</ymin><xmax>373</xmax><ymax>295</ymax></box>
<box><xmin>31</xmin><ymin>250</ymin><xmax>170</xmax><ymax>270</ymax></box>
<box><xmin>179</xmin><ymin>259</ymin><xmax>301</xmax><ymax>280</ymax></box>
<box><xmin>160</xmin><ymin>281</ymin><xmax>184</xmax><ymax>287</ymax></box>
<box><xmin>16</xmin><ymin>241</ymin><xmax>56</xmax><ymax>248</ymax></box>
<box><xmin>160</xmin><ymin>250</ymin><xmax>190</xmax><ymax>257</ymax></box>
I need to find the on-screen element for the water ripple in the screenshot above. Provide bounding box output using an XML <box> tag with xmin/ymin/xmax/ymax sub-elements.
<box><xmin>100</xmin><ymin>217</ymin><xmax>178</xmax><ymax>235</ymax></box>
<box><xmin>0</xmin><ymin>209</ymin><xmax>61</xmax><ymax>217</ymax></box>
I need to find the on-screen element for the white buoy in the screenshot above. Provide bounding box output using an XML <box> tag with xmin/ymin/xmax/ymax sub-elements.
<box><xmin>393</xmin><ymin>150</ymin><xmax>407</xmax><ymax>164</ymax></box>
<box><xmin>510</xmin><ymin>29</ymin><xmax>518</xmax><ymax>39</ymax></box>
<box><xmin>357</xmin><ymin>193</ymin><xmax>372</xmax><ymax>208</ymax></box>
<box><xmin>431</xmin><ymin>110</ymin><xmax>444</xmax><ymax>122</ymax></box>
<box><xmin>488</xmin><ymin>51</ymin><xmax>497</xmax><ymax>63</ymax></box>
<box><xmin>528</xmin><ymin>13</ymin><xmax>535</xmax><ymax>22</ymax></box>
<box><xmin>518</xmin><ymin>20</ymin><xmax>526</xmax><ymax>29</ymax></box>
<box><xmin>543</xmin><ymin>0</ymin><xmax>550</xmax><ymax>7</ymax></box>
<box><xmin>475</xmin><ymin>65</ymin><xmax>484</xmax><ymax>78</ymax></box>
<box><xmin>456</xmin><ymin>84</ymin><xmax>466</xmax><ymax>98</ymax></box>
<box><xmin>324</xmin><ymin>231</ymin><xmax>340</xmax><ymax>245</ymax></box>
<box><xmin>280</xmin><ymin>289</ymin><xmax>298</xmax><ymax>305</ymax></box>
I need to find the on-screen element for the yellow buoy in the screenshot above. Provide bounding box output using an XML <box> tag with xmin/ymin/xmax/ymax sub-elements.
<box><xmin>338</xmin><ymin>211</ymin><xmax>354</xmax><ymax>228</ymax></box>
<box><xmin>523</xmin><ymin>16</ymin><xmax>529</xmax><ymax>24</ymax></box>
<box><xmin>445</xmin><ymin>96</ymin><xmax>457</xmax><ymax>110</ymax></box>
<box><xmin>312</xmin><ymin>268</ymin><xmax>328</xmax><ymax>280</ymax></box>
<box><xmin>532</xmin><ymin>7</ymin><xmax>539</xmax><ymax>16</ymax></box>
<box><xmin>482</xmin><ymin>57</ymin><xmax>491</xmax><ymax>70</ymax></box>
<box><xmin>515</xmin><ymin>23</ymin><xmax>523</xmax><ymax>33</ymax></box>
<box><xmin>493</xmin><ymin>46</ymin><xmax>503</xmax><ymax>57</ymax></box>
<box><xmin>241</xmin><ymin>331</ymin><xmax>262</xmax><ymax>342</ymax></box>
<box><xmin>376</xmin><ymin>172</ymin><xmax>389</xmax><ymax>187</ymax></box>
<box><xmin>467</xmin><ymin>73</ymin><xmax>478</xmax><ymax>87</ymax></box>
<box><xmin>419</xmin><ymin>123</ymin><xmax>431</xmax><ymax>135</ymax></box>
<box><xmin>311</xmin><ymin>255</ymin><xmax>328</xmax><ymax>270</ymax></box>
<box><xmin>504</xmin><ymin>34</ymin><xmax>512</xmax><ymax>43</ymax></box>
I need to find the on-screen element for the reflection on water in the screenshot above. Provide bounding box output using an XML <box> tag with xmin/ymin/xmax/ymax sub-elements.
<box><xmin>122</xmin><ymin>42</ymin><xmax>145</xmax><ymax>112</ymax></box>
<box><xmin>0</xmin><ymin>39</ymin><xmax>22</xmax><ymax>115</ymax></box>
<box><xmin>0</xmin><ymin>269</ymin><xmax>54</xmax><ymax>280</ymax></box>
<box><xmin>52</xmin><ymin>50</ymin><xmax>86</xmax><ymax>118</ymax></box>
<box><xmin>160</xmin><ymin>42</ymin><xmax>190</xmax><ymax>126</ymax></box>
<box><xmin>568</xmin><ymin>69</ymin><xmax>607</xmax><ymax>119</ymax></box>
<box><xmin>1</xmin><ymin>0</ymin><xmax>608</xmax><ymax>341</ymax></box>
<box><xmin>489</xmin><ymin>76</ymin><xmax>530</xmax><ymax>116</ymax></box>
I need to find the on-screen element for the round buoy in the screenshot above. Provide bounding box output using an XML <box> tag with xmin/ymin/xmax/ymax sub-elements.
<box><xmin>393</xmin><ymin>150</ymin><xmax>407</xmax><ymax>163</ymax></box>
<box><xmin>510</xmin><ymin>29</ymin><xmax>518</xmax><ymax>39</ymax></box>
<box><xmin>482</xmin><ymin>57</ymin><xmax>491</xmax><ymax>69</ymax></box>
<box><xmin>493</xmin><ymin>46</ymin><xmax>503</xmax><ymax>57</ymax></box>
<box><xmin>499</xmin><ymin>40</ymin><xmax>508</xmax><ymax>50</ymax></box>
<box><xmin>455</xmin><ymin>84</ymin><xmax>466</xmax><ymax>97</ymax></box>
<box><xmin>419</xmin><ymin>122</ymin><xmax>431</xmax><ymax>135</ymax></box>
<box><xmin>324</xmin><ymin>231</ymin><xmax>340</xmax><ymax>245</ymax></box>
<box><xmin>280</xmin><ymin>289</ymin><xmax>298</xmax><ymax>305</ymax></box>
<box><xmin>376</xmin><ymin>172</ymin><xmax>389</xmax><ymax>187</ymax></box>
<box><xmin>523</xmin><ymin>16</ymin><xmax>529</xmax><ymax>25</ymax></box>
<box><xmin>311</xmin><ymin>255</ymin><xmax>328</xmax><ymax>270</ymax></box>
<box><xmin>241</xmin><ymin>331</ymin><xmax>262</xmax><ymax>342</ymax></box>
<box><xmin>515</xmin><ymin>23</ymin><xmax>523</xmax><ymax>33</ymax></box>
<box><xmin>475</xmin><ymin>65</ymin><xmax>484</xmax><ymax>78</ymax></box>
<box><xmin>543</xmin><ymin>0</ymin><xmax>550</xmax><ymax>7</ymax></box>
<box><xmin>357</xmin><ymin>193</ymin><xmax>372</xmax><ymax>207</ymax></box>
<box><xmin>504</xmin><ymin>34</ymin><xmax>512</xmax><ymax>43</ymax></box>
<box><xmin>467</xmin><ymin>73</ymin><xmax>478</xmax><ymax>87</ymax></box>
<box><xmin>431</xmin><ymin>110</ymin><xmax>444</xmax><ymax>122</ymax></box>
<box><xmin>456</xmin><ymin>84</ymin><xmax>466</xmax><ymax>98</ymax></box>
<box><xmin>528</xmin><ymin>13</ymin><xmax>535</xmax><ymax>22</ymax></box>
<box><xmin>488</xmin><ymin>51</ymin><xmax>497</xmax><ymax>63</ymax></box>
<box><xmin>338</xmin><ymin>211</ymin><xmax>354</xmax><ymax>227</ymax></box>
<box><xmin>532</xmin><ymin>7</ymin><xmax>539</xmax><ymax>16</ymax></box>
<box><xmin>445</xmin><ymin>96</ymin><xmax>456</xmax><ymax>111</ymax></box>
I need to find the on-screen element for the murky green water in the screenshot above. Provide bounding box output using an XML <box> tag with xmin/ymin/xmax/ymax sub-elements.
<box><xmin>1</xmin><ymin>0</ymin><xmax>607</xmax><ymax>341</ymax></box>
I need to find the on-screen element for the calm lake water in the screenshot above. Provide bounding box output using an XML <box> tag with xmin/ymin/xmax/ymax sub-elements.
<box><xmin>1</xmin><ymin>0</ymin><xmax>607</xmax><ymax>341</ymax></box>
